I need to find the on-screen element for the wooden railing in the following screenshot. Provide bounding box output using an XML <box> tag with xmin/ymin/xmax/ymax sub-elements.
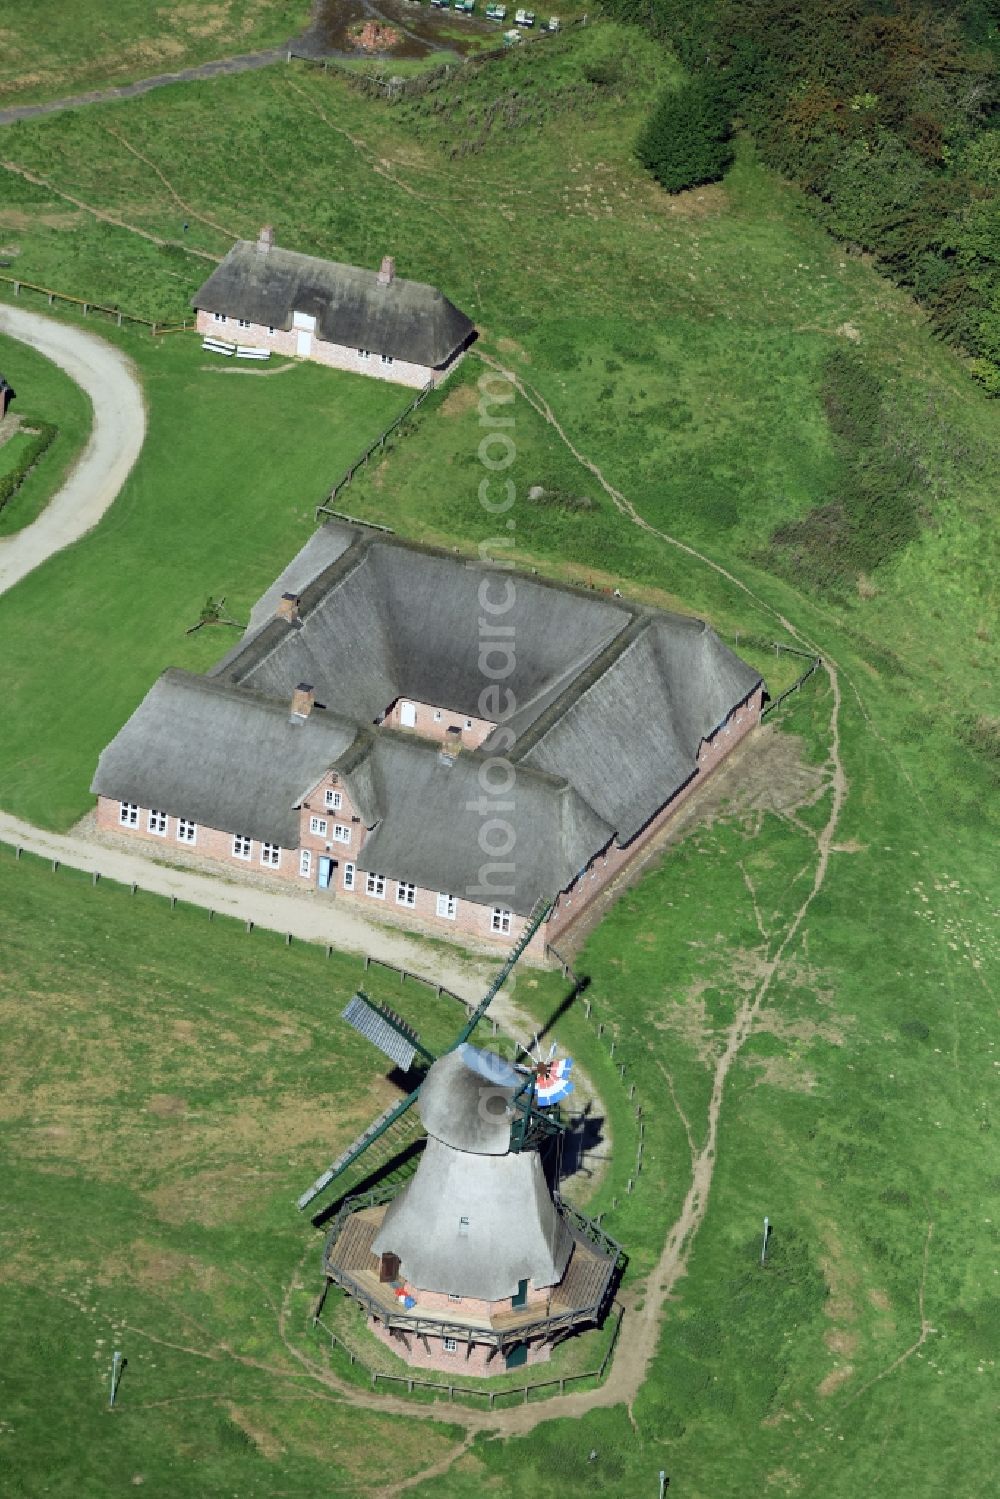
<box><xmin>0</xmin><ymin>272</ymin><xmax>192</xmax><ymax>335</ymax></box>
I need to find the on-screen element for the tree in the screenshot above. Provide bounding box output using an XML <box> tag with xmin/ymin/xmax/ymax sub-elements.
<box><xmin>635</xmin><ymin>73</ymin><xmax>735</xmax><ymax>194</ymax></box>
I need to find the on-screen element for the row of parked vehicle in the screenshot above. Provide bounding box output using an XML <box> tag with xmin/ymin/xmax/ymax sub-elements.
<box><xmin>427</xmin><ymin>0</ymin><xmax>562</xmax><ymax>27</ymax></box>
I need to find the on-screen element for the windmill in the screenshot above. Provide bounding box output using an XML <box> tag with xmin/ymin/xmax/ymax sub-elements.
<box><xmin>297</xmin><ymin>898</ymin><xmax>561</xmax><ymax>1213</ymax></box>
<box><xmin>301</xmin><ymin>899</ymin><xmax>623</xmax><ymax>1376</ymax></box>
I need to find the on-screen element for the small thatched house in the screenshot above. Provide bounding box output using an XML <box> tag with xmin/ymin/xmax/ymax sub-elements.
<box><xmin>191</xmin><ymin>228</ymin><xmax>475</xmax><ymax>387</ymax></box>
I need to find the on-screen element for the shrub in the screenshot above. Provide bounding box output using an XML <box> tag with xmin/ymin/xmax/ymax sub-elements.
<box><xmin>0</xmin><ymin>418</ymin><xmax>57</xmax><ymax>514</ymax></box>
<box><xmin>635</xmin><ymin>72</ymin><xmax>735</xmax><ymax>194</ymax></box>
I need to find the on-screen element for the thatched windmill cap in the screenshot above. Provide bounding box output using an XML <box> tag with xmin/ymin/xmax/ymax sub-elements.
<box><xmin>417</xmin><ymin>1043</ymin><xmax>519</xmax><ymax>1155</ymax></box>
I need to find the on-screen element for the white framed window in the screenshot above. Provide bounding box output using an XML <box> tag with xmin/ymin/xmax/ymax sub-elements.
<box><xmin>465</xmin><ymin>718</ymin><xmax>473</xmax><ymax>730</ymax></box>
<box><xmin>366</xmin><ymin>871</ymin><xmax>386</xmax><ymax>899</ymax></box>
<box><xmin>177</xmin><ymin>818</ymin><xmax>197</xmax><ymax>845</ymax></box>
<box><xmin>147</xmin><ymin>809</ymin><xmax>167</xmax><ymax>835</ymax></box>
<box><xmin>332</xmin><ymin>823</ymin><xmax>351</xmax><ymax>845</ymax></box>
<box><xmin>358</xmin><ymin>348</ymin><xmax>370</xmax><ymax>361</ymax></box>
<box><xmin>232</xmin><ymin>834</ymin><xmax>252</xmax><ymax>860</ymax></box>
<box><xmin>119</xmin><ymin>801</ymin><xmax>138</xmax><ymax>827</ymax></box>
<box><xmin>433</xmin><ymin>709</ymin><xmax>442</xmax><ymax>722</ymax></box>
<box><xmin>324</xmin><ymin>789</ymin><xmax>342</xmax><ymax>810</ymax></box>
<box><xmin>237</xmin><ymin>318</ymin><xmax>251</xmax><ymax>329</ymax></box>
<box><xmin>458</xmin><ymin>1215</ymin><xmax>470</xmax><ymax>1236</ymax></box>
<box><xmin>437</xmin><ymin>892</ymin><xmax>457</xmax><ymax>921</ymax></box>
<box><xmin>267</xmin><ymin>325</ymin><xmax>275</xmax><ymax>334</ymax></box>
<box><xmin>212</xmin><ymin>312</ymin><xmax>226</xmax><ymax>323</ymax></box>
<box><xmin>344</xmin><ymin>861</ymin><xmax>356</xmax><ymax>891</ymax></box>
<box><xmin>443</xmin><ymin>1337</ymin><xmax>457</xmax><ymax>1353</ymax></box>
<box><xmin>396</xmin><ymin>882</ymin><xmax>416</xmax><ymax>907</ymax></box>
<box><xmin>260</xmin><ymin>843</ymin><xmax>280</xmax><ymax>868</ymax></box>
<box><xmin>309</xmin><ymin>816</ymin><xmax>328</xmax><ymax>836</ymax></box>
<box><xmin>299</xmin><ymin>848</ymin><xmax>312</xmax><ymax>879</ymax></box>
<box><xmin>491</xmin><ymin>907</ymin><xmax>512</xmax><ymax>935</ymax></box>
<box><xmin>380</xmin><ymin>353</ymin><xmax>394</xmax><ymax>366</ymax></box>
<box><xmin>447</xmin><ymin>1293</ymin><xmax>462</xmax><ymax>1303</ymax></box>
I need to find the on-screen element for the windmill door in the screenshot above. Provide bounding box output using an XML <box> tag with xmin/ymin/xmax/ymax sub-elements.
<box><xmin>511</xmin><ymin>1278</ymin><xmax>528</xmax><ymax>1309</ymax></box>
<box><xmin>318</xmin><ymin>856</ymin><xmax>333</xmax><ymax>890</ymax></box>
<box><xmin>505</xmin><ymin>1343</ymin><xmax>528</xmax><ymax>1370</ymax></box>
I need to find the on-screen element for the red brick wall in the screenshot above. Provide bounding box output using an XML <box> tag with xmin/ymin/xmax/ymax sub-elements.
<box><xmin>384</xmin><ymin>696</ymin><xmax>495</xmax><ymax>750</ymax></box>
<box><xmin>368</xmin><ymin>1316</ymin><xmax>552</xmax><ymax>1374</ymax></box>
<box><xmin>95</xmin><ymin>688</ymin><xmax>761</xmax><ymax>959</ymax></box>
<box><xmin>195</xmin><ymin>310</ymin><xmax>465</xmax><ymax>389</ymax></box>
<box><xmin>95</xmin><ymin>795</ymin><xmax>298</xmax><ymax>877</ymax></box>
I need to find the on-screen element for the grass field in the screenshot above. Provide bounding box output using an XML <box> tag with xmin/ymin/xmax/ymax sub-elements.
<box><xmin>0</xmin><ymin>1</ymin><xmax>309</xmax><ymax>106</ymax></box>
<box><xmin>0</xmin><ymin>19</ymin><xmax>997</xmax><ymax>1499</ymax></box>
<box><xmin>0</xmin><ymin>335</ymin><xmax>405</xmax><ymax>827</ymax></box>
<box><xmin>0</xmin><ymin>329</ymin><xmax>91</xmax><ymax>536</ymax></box>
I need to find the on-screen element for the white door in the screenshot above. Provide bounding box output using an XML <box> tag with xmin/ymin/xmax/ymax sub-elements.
<box><xmin>400</xmin><ymin>701</ymin><xmax>416</xmax><ymax>727</ymax></box>
<box><xmin>292</xmin><ymin>310</ymin><xmax>316</xmax><ymax>360</ymax></box>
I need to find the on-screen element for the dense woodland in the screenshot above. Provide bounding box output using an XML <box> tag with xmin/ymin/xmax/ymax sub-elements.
<box><xmin>620</xmin><ymin>0</ymin><xmax>1000</xmax><ymax>391</ymax></box>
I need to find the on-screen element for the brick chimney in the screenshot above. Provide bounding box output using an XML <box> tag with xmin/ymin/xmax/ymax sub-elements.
<box><xmin>290</xmin><ymin>683</ymin><xmax>315</xmax><ymax>720</ymax></box>
<box><xmin>377</xmin><ymin>254</ymin><xmax>396</xmax><ymax>286</ymax></box>
<box><xmin>276</xmin><ymin>591</ymin><xmax>300</xmax><ymax>623</ymax></box>
<box><xmin>257</xmin><ymin>224</ymin><xmax>275</xmax><ymax>255</ymax></box>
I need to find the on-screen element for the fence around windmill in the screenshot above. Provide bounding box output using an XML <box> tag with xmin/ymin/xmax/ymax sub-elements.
<box><xmin>311</xmin><ymin>1298</ymin><xmax>625</xmax><ymax>1409</ymax></box>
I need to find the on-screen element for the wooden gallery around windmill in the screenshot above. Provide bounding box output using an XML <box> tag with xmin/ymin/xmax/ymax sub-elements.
<box><xmin>300</xmin><ymin>905</ymin><xmax>624</xmax><ymax>1375</ymax></box>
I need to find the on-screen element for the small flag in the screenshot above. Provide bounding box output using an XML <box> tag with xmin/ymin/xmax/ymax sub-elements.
<box><xmin>393</xmin><ymin>1283</ymin><xmax>416</xmax><ymax>1309</ymax></box>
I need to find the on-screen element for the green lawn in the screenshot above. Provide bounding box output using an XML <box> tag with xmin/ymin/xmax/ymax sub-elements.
<box><xmin>0</xmin><ymin>1</ymin><xmax>309</xmax><ymax>106</ymax></box>
<box><xmin>0</xmin><ymin>329</ymin><xmax>406</xmax><ymax>827</ymax></box>
<box><xmin>0</xmin><ymin>20</ymin><xmax>997</xmax><ymax>1499</ymax></box>
<box><xmin>0</xmin><ymin>329</ymin><xmax>91</xmax><ymax>536</ymax></box>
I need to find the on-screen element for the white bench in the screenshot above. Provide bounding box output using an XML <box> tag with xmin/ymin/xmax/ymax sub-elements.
<box><xmin>236</xmin><ymin>345</ymin><xmax>270</xmax><ymax>361</ymax></box>
<box><xmin>202</xmin><ymin>337</ymin><xmax>236</xmax><ymax>356</ymax></box>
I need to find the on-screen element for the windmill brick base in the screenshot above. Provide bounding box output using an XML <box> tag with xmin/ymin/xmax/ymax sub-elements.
<box><xmin>299</xmin><ymin>901</ymin><xmax>623</xmax><ymax>1378</ymax></box>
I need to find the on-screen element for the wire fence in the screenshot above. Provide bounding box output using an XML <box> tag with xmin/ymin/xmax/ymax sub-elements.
<box><xmin>311</xmin><ymin>1298</ymin><xmax>624</xmax><ymax>1407</ymax></box>
<box><xmin>314</xmin><ymin>378</ymin><xmax>434</xmax><ymax>520</ymax></box>
<box><xmin>0</xmin><ymin>272</ymin><xmax>192</xmax><ymax>335</ymax></box>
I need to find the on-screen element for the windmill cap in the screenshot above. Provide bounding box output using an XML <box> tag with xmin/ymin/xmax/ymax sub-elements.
<box><xmin>418</xmin><ymin>1044</ymin><xmax>519</xmax><ymax>1154</ymax></box>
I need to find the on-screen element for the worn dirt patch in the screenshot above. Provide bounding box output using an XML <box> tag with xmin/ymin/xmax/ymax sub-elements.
<box><xmin>440</xmin><ymin>383</ymin><xmax>478</xmax><ymax>417</ymax></box>
<box><xmin>224</xmin><ymin>1402</ymin><xmax>284</xmax><ymax>1459</ymax></box>
<box><xmin>99</xmin><ymin>1239</ymin><xmax>223</xmax><ymax>1294</ymax></box>
<box><xmin>868</xmin><ymin>1288</ymin><xmax>891</xmax><ymax>1311</ymax></box>
<box><xmin>824</xmin><ymin>1327</ymin><xmax>859</xmax><ymax>1357</ymax></box>
<box><xmin>147</xmin><ymin>1094</ymin><xmax>187</xmax><ymax>1118</ymax></box>
<box><xmin>817</xmin><ymin>1364</ymin><xmax>855</xmax><ymax>1397</ymax></box>
<box><xmin>663</xmin><ymin>183</ymin><xmax>729</xmax><ymax>218</ymax></box>
<box><xmin>750</xmin><ymin>1055</ymin><xmax>818</xmax><ymax>1094</ymax></box>
<box><xmin>0</xmin><ymin>208</ymin><xmax>83</xmax><ymax>230</ymax></box>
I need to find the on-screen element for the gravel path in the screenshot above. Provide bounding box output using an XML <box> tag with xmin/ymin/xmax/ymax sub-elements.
<box><xmin>0</xmin><ymin>49</ymin><xmax>286</xmax><ymax>127</ymax></box>
<box><xmin>0</xmin><ymin>807</ymin><xmax>492</xmax><ymax>1001</ymax></box>
<box><xmin>0</xmin><ymin>305</ymin><xmax>145</xmax><ymax>594</ymax></box>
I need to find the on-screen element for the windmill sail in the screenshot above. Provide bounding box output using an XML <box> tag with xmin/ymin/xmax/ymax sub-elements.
<box><xmin>341</xmin><ymin>992</ymin><xmax>433</xmax><ymax>1072</ymax></box>
<box><xmin>298</xmin><ymin>897</ymin><xmax>552</xmax><ymax>1212</ymax></box>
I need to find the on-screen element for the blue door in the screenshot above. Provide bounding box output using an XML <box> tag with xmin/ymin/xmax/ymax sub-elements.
<box><xmin>318</xmin><ymin>856</ymin><xmax>333</xmax><ymax>890</ymax></box>
<box><xmin>505</xmin><ymin>1343</ymin><xmax>528</xmax><ymax>1370</ymax></box>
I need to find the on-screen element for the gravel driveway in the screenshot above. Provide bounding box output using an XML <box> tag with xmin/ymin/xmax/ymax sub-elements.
<box><xmin>0</xmin><ymin>304</ymin><xmax>146</xmax><ymax>595</ymax></box>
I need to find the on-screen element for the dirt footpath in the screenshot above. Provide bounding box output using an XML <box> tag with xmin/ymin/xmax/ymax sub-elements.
<box><xmin>0</xmin><ymin>305</ymin><xmax>146</xmax><ymax>595</ymax></box>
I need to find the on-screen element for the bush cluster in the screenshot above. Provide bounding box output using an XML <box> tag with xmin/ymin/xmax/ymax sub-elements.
<box><xmin>762</xmin><ymin>347</ymin><xmax>925</xmax><ymax>591</ymax></box>
<box><xmin>616</xmin><ymin>0</ymin><xmax>1000</xmax><ymax>390</ymax></box>
<box><xmin>0</xmin><ymin>419</ymin><xmax>57</xmax><ymax>513</ymax></box>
